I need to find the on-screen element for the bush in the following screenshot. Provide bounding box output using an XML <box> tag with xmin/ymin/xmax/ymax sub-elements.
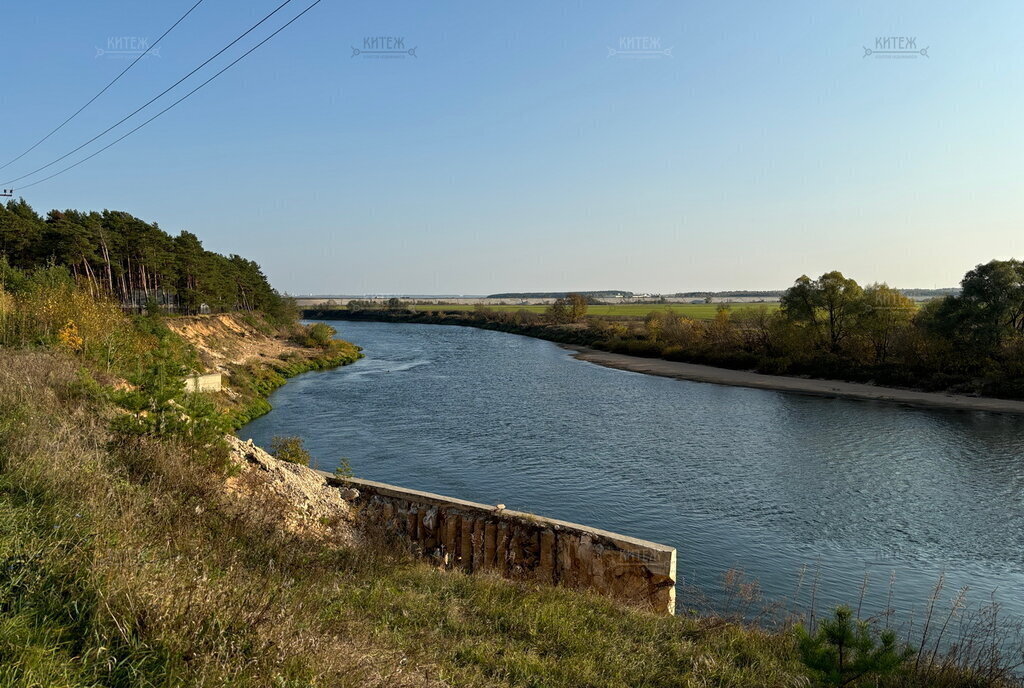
<box><xmin>290</xmin><ymin>322</ymin><xmax>338</xmax><ymax>350</ymax></box>
<box><xmin>605</xmin><ymin>338</ymin><xmax>663</xmax><ymax>358</ymax></box>
<box><xmin>269</xmin><ymin>435</ymin><xmax>311</xmax><ymax>466</ymax></box>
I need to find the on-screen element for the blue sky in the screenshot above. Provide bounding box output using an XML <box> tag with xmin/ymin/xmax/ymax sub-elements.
<box><xmin>2</xmin><ymin>1</ymin><xmax>1022</xmax><ymax>294</ymax></box>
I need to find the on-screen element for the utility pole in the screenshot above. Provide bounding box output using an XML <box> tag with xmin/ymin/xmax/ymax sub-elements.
<box><xmin>0</xmin><ymin>188</ymin><xmax>13</xmax><ymax>198</ymax></box>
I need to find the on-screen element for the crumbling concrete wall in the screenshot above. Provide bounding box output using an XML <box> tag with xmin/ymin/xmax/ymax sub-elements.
<box><xmin>323</xmin><ymin>475</ymin><xmax>677</xmax><ymax>614</ymax></box>
<box><xmin>187</xmin><ymin>372</ymin><xmax>222</xmax><ymax>393</ymax></box>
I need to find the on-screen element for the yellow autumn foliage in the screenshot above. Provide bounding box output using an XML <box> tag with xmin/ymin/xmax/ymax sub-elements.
<box><xmin>1</xmin><ymin>279</ymin><xmax>147</xmax><ymax>373</ymax></box>
<box><xmin>57</xmin><ymin>321</ymin><xmax>85</xmax><ymax>353</ymax></box>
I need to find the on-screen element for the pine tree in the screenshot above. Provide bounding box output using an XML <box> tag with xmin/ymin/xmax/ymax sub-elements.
<box><xmin>796</xmin><ymin>606</ymin><xmax>914</xmax><ymax>686</ymax></box>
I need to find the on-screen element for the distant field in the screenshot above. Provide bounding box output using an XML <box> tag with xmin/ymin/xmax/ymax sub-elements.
<box><xmin>406</xmin><ymin>302</ymin><xmax>781</xmax><ymax>320</ymax></box>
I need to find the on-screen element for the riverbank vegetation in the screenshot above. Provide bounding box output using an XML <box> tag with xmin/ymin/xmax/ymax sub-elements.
<box><xmin>0</xmin><ymin>197</ymin><xmax>363</xmax><ymax>427</ymax></box>
<box><xmin>328</xmin><ymin>260</ymin><xmax>1024</xmax><ymax>400</ymax></box>
<box><xmin>0</xmin><ymin>258</ymin><xmax>359</xmax><ymax>429</ymax></box>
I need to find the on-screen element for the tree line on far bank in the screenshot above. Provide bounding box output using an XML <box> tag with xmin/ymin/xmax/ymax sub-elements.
<box><xmin>0</xmin><ymin>199</ymin><xmax>290</xmax><ymax>320</ymax></box>
<box><xmin>604</xmin><ymin>261</ymin><xmax>1024</xmax><ymax>397</ymax></box>
<box><xmin>342</xmin><ymin>260</ymin><xmax>1024</xmax><ymax>399</ymax></box>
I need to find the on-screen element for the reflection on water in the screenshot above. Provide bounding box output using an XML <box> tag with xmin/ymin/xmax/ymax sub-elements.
<box><xmin>242</xmin><ymin>321</ymin><xmax>1024</xmax><ymax>622</ymax></box>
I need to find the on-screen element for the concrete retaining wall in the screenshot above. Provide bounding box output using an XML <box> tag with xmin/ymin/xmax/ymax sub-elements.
<box><xmin>322</xmin><ymin>475</ymin><xmax>677</xmax><ymax>614</ymax></box>
<box><xmin>187</xmin><ymin>372</ymin><xmax>223</xmax><ymax>393</ymax></box>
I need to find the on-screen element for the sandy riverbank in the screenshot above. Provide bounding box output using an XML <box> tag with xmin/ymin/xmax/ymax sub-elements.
<box><xmin>565</xmin><ymin>346</ymin><xmax>1024</xmax><ymax>415</ymax></box>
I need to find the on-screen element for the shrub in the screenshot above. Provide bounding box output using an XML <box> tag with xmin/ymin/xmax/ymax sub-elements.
<box><xmin>307</xmin><ymin>322</ymin><xmax>336</xmax><ymax>348</ymax></box>
<box><xmin>269</xmin><ymin>435</ymin><xmax>311</xmax><ymax>466</ymax></box>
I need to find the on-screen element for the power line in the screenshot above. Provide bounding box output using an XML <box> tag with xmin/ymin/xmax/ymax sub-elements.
<box><xmin>15</xmin><ymin>0</ymin><xmax>325</xmax><ymax>192</ymax></box>
<box><xmin>2</xmin><ymin>0</ymin><xmax>300</xmax><ymax>187</ymax></box>
<box><xmin>0</xmin><ymin>0</ymin><xmax>206</xmax><ymax>173</ymax></box>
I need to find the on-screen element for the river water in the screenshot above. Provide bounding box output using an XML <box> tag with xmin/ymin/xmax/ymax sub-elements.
<box><xmin>242</xmin><ymin>320</ymin><xmax>1024</xmax><ymax>627</ymax></box>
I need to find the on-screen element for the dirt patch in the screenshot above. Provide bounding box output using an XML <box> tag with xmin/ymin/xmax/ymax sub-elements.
<box><xmin>166</xmin><ymin>313</ymin><xmax>307</xmax><ymax>372</ymax></box>
<box><xmin>223</xmin><ymin>435</ymin><xmax>356</xmax><ymax>545</ymax></box>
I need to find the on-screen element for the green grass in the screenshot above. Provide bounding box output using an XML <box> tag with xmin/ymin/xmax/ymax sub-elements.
<box><xmin>407</xmin><ymin>303</ymin><xmax>781</xmax><ymax>320</ymax></box>
<box><xmin>320</xmin><ymin>561</ymin><xmax>805</xmax><ymax>687</ymax></box>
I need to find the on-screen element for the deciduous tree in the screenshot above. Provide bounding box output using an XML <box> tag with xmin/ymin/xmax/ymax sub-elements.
<box><xmin>781</xmin><ymin>271</ymin><xmax>865</xmax><ymax>353</ymax></box>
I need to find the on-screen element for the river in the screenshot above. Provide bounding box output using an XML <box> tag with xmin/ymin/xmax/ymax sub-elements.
<box><xmin>242</xmin><ymin>320</ymin><xmax>1024</xmax><ymax>630</ymax></box>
